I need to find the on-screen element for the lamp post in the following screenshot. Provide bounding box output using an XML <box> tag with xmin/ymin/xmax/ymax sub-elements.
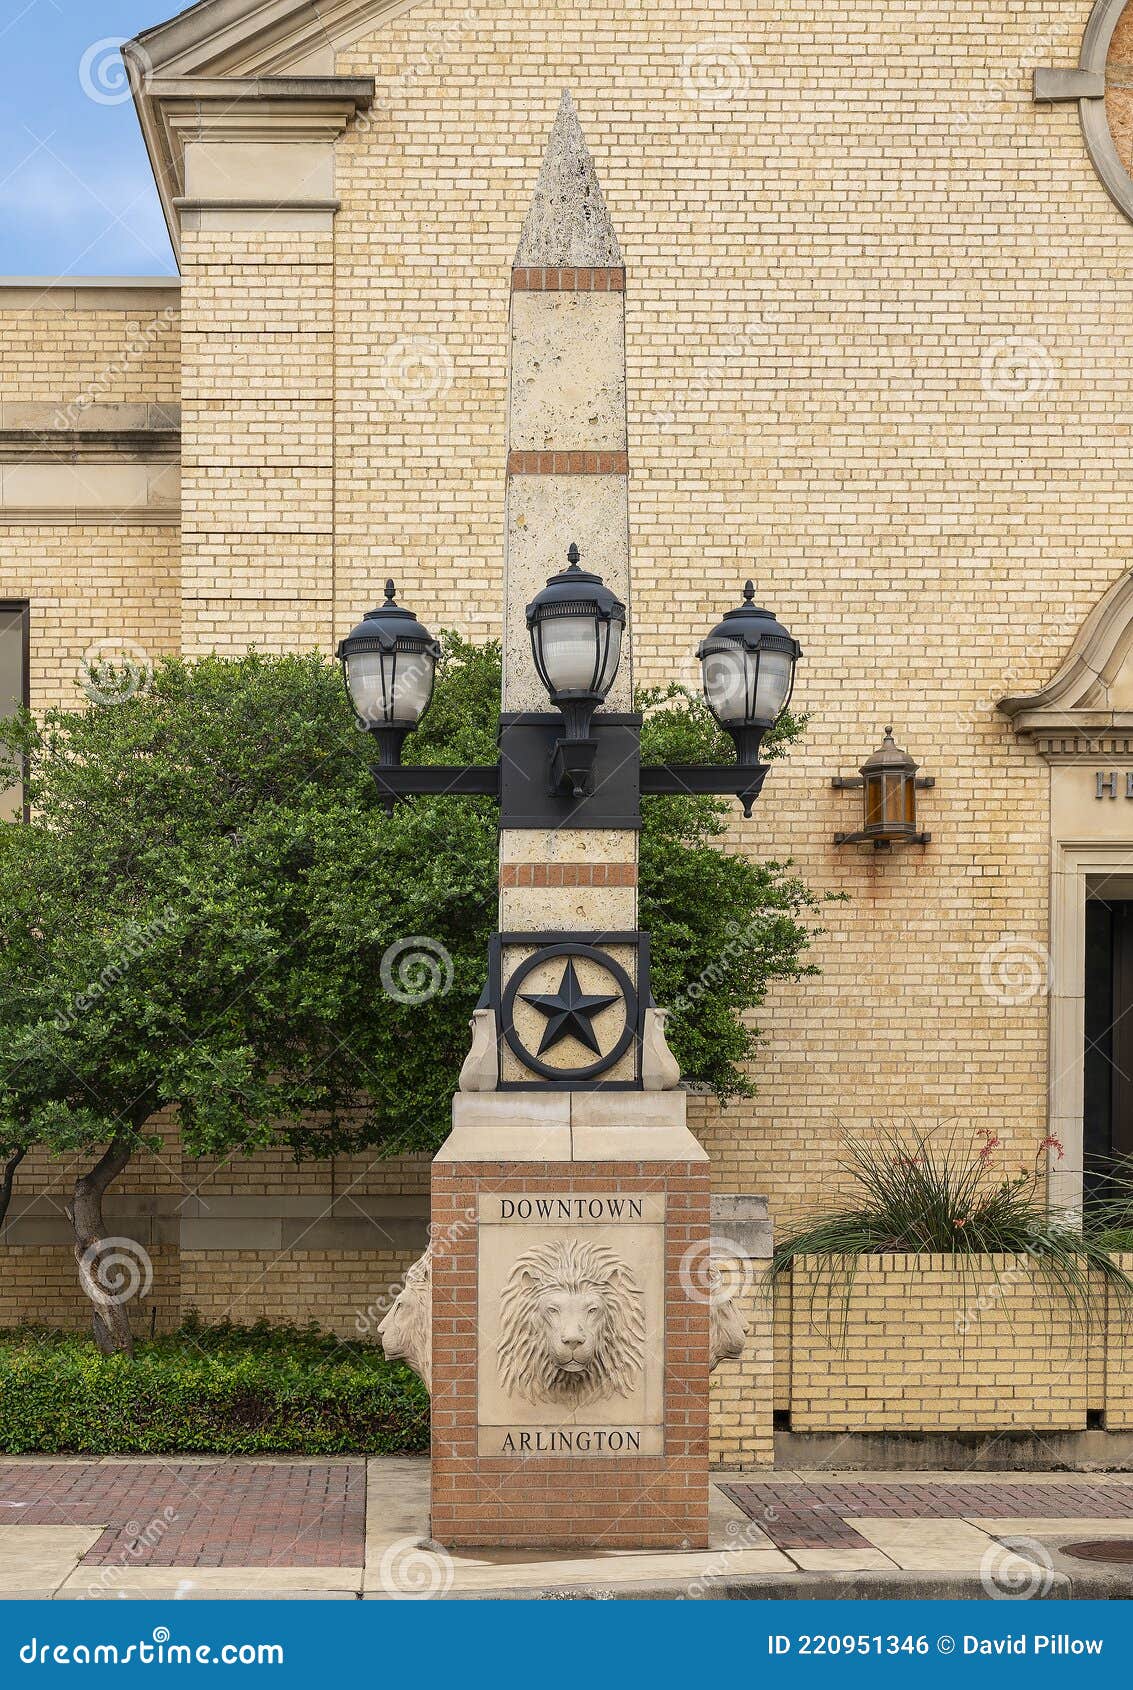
<box><xmin>340</xmin><ymin>546</ymin><xmax>801</xmax><ymax>820</ymax></box>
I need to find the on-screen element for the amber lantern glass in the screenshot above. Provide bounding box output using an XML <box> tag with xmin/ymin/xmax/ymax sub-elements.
<box><xmin>859</xmin><ymin>728</ymin><xmax>918</xmax><ymax>842</ymax></box>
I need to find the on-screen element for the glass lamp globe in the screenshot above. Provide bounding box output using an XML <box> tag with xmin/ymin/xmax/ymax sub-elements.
<box><xmin>336</xmin><ymin>581</ymin><xmax>441</xmax><ymax>764</ymax></box>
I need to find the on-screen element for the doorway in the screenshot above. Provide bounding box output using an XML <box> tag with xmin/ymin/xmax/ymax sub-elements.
<box><xmin>1084</xmin><ymin>895</ymin><xmax>1133</xmax><ymax>1201</ymax></box>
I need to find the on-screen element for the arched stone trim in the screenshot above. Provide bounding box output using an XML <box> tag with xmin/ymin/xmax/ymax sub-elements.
<box><xmin>1001</xmin><ymin>572</ymin><xmax>1133</xmax><ymax>1213</ymax></box>
<box><xmin>1035</xmin><ymin>0</ymin><xmax>1133</xmax><ymax>225</ymax></box>
<box><xmin>998</xmin><ymin>567</ymin><xmax>1133</xmax><ymax>755</ymax></box>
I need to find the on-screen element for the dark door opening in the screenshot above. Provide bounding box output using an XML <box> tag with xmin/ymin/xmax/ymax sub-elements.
<box><xmin>1084</xmin><ymin>897</ymin><xmax>1133</xmax><ymax>1202</ymax></box>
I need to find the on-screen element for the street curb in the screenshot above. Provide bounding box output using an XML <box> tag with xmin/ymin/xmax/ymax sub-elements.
<box><xmin>435</xmin><ymin>1570</ymin><xmax>1079</xmax><ymax>1601</ymax></box>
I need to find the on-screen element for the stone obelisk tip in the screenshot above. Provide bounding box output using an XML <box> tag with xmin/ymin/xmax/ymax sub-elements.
<box><xmin>513</xmin><ymin>89</ymin><xmax>623</xmax><ymax>267</ymax></box>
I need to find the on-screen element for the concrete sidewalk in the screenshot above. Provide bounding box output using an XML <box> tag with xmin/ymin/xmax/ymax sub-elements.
<box><xmin>1</xmin><ymin>1458</ymin><xmax>1133</xmax><ymax>1599</ymax></box>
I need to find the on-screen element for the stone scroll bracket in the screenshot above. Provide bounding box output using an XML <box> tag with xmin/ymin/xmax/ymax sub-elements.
<box><xmin>1034</xmin><ymin>0</ymin><xmax>1133</xmax><ymax>224</ymax></box>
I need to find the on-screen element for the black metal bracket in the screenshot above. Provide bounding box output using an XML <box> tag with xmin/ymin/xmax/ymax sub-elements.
<box><xmin>499</xmin><ymin>713</ymin><xmax>642</xmax><ymax>830</ymax></box>
<box><xmin>369</xmin><ymin>730</ymin><xmax>773</xmax><ymax>822</ymax></box>
<box><xmin>833</xmin><ymin>830</ymin><xmax>932</xmax><ymax>848</ymax></box>
<box><xmin>370</xmin><ymin>765</ymin><xmax>500</xmax><ymax>810</ymax></box>
<box><xmin>831</xmin><ymin>775</ymin><xmax>936</xmax><ymax>791</ymax></box>
<box><xmin>641</xmin><ymin>763</ymin><xmax>770</xmax><ymax>818</ymax></box>
<box><xmin>549</xmin><ymin>736</ymin><xmax>599</xmax><ymax>800</ymax></box>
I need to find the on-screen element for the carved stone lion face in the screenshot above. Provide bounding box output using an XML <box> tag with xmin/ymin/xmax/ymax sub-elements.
<box><xmin>497</xmin><ymin>1238</ymin><xmax>646</xmax><ymax>1408</ymax></box>
<box><xmin>534</xmin><ymin>1285</ymin><xmax>607</xmax><ymax>1374</ymax></box>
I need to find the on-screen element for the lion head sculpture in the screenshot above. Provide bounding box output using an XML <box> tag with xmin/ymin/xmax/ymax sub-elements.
<box><xmin>497</xmin><ymin>1238</ymin><xmax>646</xmax><ymax>1408</ymax></box>
<box><xmin>378</xmin><ymin>1250</ymin><xmax>431</xmax><ymax>1393</ymax></box>
<box><xmin>708</xmin><ymin>1263</ymin><xmax>748</xmax><ymax>1371</ymax></box>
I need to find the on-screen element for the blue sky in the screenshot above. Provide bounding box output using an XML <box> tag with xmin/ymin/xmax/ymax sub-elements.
<box><xmin>0</xmin><ymin>0</ymin><xmax>177</xmax><ymax>276</ymax></box>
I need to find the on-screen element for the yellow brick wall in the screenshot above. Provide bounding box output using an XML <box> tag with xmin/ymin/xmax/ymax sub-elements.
<box><xmin>709</xmin><ymin>1257</ymin><xmax>774</xmax><ymax>1468</ymax></box>
<box><xmin>0</xmin><ymin>1246</ymin><xmax>180</xmax><ymax>1336</ymax></box>
<box><xmin>0</xmin><ymin>523</ymin><xmax>179</xmax><ymax>713</ymax></box>
<box><xmin>181</xmin><ymin>1249</ymin><xmax>417</xmax><ymax>1339</ymax></box>
<box><xmin>1104</xmin><ymin>1253</ymin><xmax>1133</xmax><ymax>1430</ymax></box>
<box><xmin>0</xmin><ymin>292</ymin><xmax>181</xmax><ymax>707</ymax></box>
<box><xmin>178</xmin><ymin>230</ymin><xmax>335</xmax><ymax>656</ymax></box>
<box><xmin>327</xmin><ymin>0</ymin><xmax>1128</xmax><ymax>1228</ymax></box>
<box><xmin>788</xmin><ymin>1254</ymin><xmax>1090</xmax><ymax>1432</ymax></box>
<box><xmin>0</xmin><ymin>300</ymin><xmax>179</xmax><ymax>412</ymax></box>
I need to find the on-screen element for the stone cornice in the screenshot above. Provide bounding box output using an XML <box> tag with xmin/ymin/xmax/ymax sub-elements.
<box><xmin>123</xmin><ymin>58</ymin><xmax>374</xmax><ymax>258</ymax></box>
<box><xmin>0</xmin><ymin>279</ymin><xmax>180</xmax><ymax>311</ymax></box>
<box><xmin>0</xmin><ymin>430</ymin><xmax>180</xmax><ymax>466</ymax></box>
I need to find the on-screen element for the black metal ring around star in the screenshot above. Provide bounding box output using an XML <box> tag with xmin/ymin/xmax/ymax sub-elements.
<box><xmin>500</xmin><ymin>943</ymin><xmax>638</xmax><ymax>1082</ymax></box>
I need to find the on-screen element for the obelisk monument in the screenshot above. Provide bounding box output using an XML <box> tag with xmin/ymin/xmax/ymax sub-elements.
<box><xmin>398</xmin><ymin>94</ymin><xmax>715</xmax><ymax>1551</ymax></box>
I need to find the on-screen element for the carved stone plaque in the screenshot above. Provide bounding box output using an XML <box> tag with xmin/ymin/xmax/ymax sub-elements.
<box><xmin>476</xmin><ymin>1192</ymin><xmax>665</xmax><ymax>1456</ymax></box>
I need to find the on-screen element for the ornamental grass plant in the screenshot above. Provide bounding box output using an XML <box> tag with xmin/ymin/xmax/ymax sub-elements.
<box><xmin>771</xmin><ymin>1124</ymin><xmax>1133</xmax><ymax>1325</ymax></box>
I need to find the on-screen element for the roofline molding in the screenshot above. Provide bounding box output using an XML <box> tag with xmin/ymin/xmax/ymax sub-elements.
<box><xmin>129</xmin><ymin>0</ymin><xmax>418</xmax><ymax>78</ymax></box>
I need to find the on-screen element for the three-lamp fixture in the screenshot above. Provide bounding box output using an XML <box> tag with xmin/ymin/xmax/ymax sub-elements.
<box><xmin>337</xmin><ymin>546</ymin><xmax>801</xmax><ymax>817</ymax></box>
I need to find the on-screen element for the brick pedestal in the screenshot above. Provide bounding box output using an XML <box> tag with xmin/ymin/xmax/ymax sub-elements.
<box><xmin>429</xmin><ymin>1093</ymin><xmax>710</xmax><ymax>1549</ymax></box>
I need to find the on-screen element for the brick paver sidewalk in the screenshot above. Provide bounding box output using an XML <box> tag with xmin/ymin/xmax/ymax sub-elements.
<box><xmin>0</xmin><ymin>1461</ymin><xmax>365</xmax><ymax>1566</ymax></box>
<box><xmin>722</xmin><ymin>1479</ymin><xmax>1133</xmax><ymax>1550</ymax></box>
<box><xmin>2</xmin><ymin>1460</ymin><xmax>1133</xmax><ymax>1597</ymax></box>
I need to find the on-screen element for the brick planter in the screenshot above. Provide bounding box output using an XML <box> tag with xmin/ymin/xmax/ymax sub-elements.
<box><xmin>784</xmin><ymin>1253</ymin><xmax>1091</xmax><ymax>1433</ymax></box>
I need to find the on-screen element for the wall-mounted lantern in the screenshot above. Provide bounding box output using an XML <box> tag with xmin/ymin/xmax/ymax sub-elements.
<box><xmin>832</xmin><ymin>727</ymin><xmax>933</xmax><ymax>848</ymax></box>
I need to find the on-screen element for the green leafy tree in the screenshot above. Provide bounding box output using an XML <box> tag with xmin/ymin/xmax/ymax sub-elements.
<box><xmin>0</xmin><ymin>640</ymin><xmax>820</xmax><ymax>1352</ymax></box>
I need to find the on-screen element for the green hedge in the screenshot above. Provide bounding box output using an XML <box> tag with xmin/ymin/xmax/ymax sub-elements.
<box><xmin>0</xmin><ymin>1319</ymin><xmax>429</xmax><ymax>1455</ymax></box>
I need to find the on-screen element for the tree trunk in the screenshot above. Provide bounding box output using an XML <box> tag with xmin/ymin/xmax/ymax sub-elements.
<box><xmin>66</xmin><ymin>1138</ymin><xmax>136</xmax><ymax>1356</ymax></box>
<box><xmin>0</xmin><ymin>1149</ymin><xmax>25</xmax><ymax>1232</ymax></box>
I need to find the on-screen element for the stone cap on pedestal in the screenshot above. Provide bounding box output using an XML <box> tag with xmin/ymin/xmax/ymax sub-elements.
<box><xmin>513</xmin><ymin>90</ymin><xmax>623</xmax><ymax>267</ymax></box>
<box><xmin>437</xmin><ymin>1090</ymin><xmax>707</xmax><ymax>1163</ymax></box>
